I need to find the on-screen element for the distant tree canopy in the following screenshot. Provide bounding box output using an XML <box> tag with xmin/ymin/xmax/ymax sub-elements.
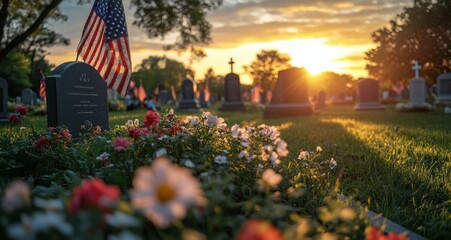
<box><xmin>309</xmin><ymin>72</ymin><xmax>355</xmax><ymax>97</ymax></box>
<box><xmin>365</xmin><ymin>0</ymin><xmax>451</xmax><ymax>86</ymax></box>
<box><xmin>244</xmin><ymin>49</ymin><xmax>292</xmax><ymax>93</ymax></box>
<box><xmin>133</xmin><ymin>56</ymin><xmax>186</xmax><ymax>92</ymax></box>
<box><xmin>0</xmin><ymin>51</ymin><xmax>31</xmax><ymax>97</ymax></box>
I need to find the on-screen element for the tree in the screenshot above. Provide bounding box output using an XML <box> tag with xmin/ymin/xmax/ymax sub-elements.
<box><xmin>0</xmin><ymin>51</ymin><xmax>31</xmax><ymax>97</ymax></box>
<box><xmin>0</xmin><ymin>0</ymin><xmax>223</xmax><ymax>62</ymax></box>
<box><xmin>131</xmin><ymin>0</ymin><xmax>223</xmax><ymax>61</ymax></box>
<box><xmin>365</xmin><ymin>0</ymin><xmax>451</xmax><ymax>86</ymax></box>
<box><xmin>243</xmin><ymin>50</ymin><xmax>292</xmax><ymax>93</ymax></box>
<box><xmin>309</xmin><ymin>72</ymin><xmax>355</xmax><ymax>97</ymax></box>
<box><xmin>133</xmin><ymin>56</ymin><xmax>186</xmax><ymax>92</ymax></box>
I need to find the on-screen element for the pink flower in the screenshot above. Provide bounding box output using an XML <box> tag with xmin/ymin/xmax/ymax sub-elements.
<box><xmin>8</xmin><ymin>115</ymin><xmax>22</xmax><ymax>124</ymax></box>
<box><xmin>69</xmin><ymin>179</ymin><xmax>120</xmax><ymax>214</ymax></box>
<box><xmin>143</xmin><ymin>111</ymin><xmax>161</xmax><ymax>128</ymax></box>
<box><xmin>2</xmin><ymin>180</ymin><xmax>30</xmax><ymax>213</ymax></box>
<box><xmin>15</xmin><ymin>105</ymin><xmax>28</xmax><ymax>116</ymax></box>
<box><xmin>112</xmin><ymin>137</ymin><xmax>130</xmax><ymax>151</ymax></box>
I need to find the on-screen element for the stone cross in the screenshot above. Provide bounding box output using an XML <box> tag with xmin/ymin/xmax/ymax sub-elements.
<box><xmin>228</xmin><ymin>58</ymin><xmax>235</xmax><ymax>73</ymax></box>
<box><xmin>412</xmin><ymin>61</ymin><xmax>421</xmax><ymax>78</ymax></box>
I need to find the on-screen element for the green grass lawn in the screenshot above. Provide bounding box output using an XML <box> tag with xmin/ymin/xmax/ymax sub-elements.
<box><xmin>3</xmin><ymin>104</ymin><xmax>451</xmax><ymax>238</ymax></box>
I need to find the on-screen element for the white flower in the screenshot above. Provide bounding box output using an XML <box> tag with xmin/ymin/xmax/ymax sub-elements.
<box><xmin>155</xmin><ymin>148</ymin><xmax>167</xmax><ymax>157</ymax></box>
<box><xmin>204</xmin><ymin>114</ymin><xmax>224</xmax><ymax>127</ymax></box>
<box><xmin>131</xmin><ymin>157</ymin><xmax>205</xmax><ymax>228</ymax></box>
<box><xmin>260</xmin><ymin>169</ymin><xmax>283</xmax><ymax>189</ymax></box>
<box><xmin>96</xmin><ymin>152</ymin><xmax>110</xmax><ymax>161</ymax></box>
<box><xmin>20</xmin><ymin>127</ymin><xmax>27</xmax><ymax>131</ymax></box>
<box><xmin>298</xmin><ymin>151</ymin><xmax>309</xmax><ymax>160</ymax></box>
<box><xmin>184</xmin><ymin>160</ymin><xmax>195</xmax><ymax>168</ymax></box>
<box><xmin>231</xmin><ymin>124</ymin><xmax>240</xmax><ymax>138</ymax></box>
<box><xmin>168</xmin><ymin>109</ymin><xmax>174</xmax><ymax>115</ymax></box>
<box><xmin>134</xmin><ymin>119</ymin><xmax>140</xmax><ymax>127</ymax></box>
<box><xmin>240</xmin><ymin>141</ymin><xmax>249</xmax><ymax>147</ymax></box>
<box><xmin>8</xmin><ymin>212</ymin><xmax>73</xmax><ymax>239</ymax></box>
<box><xmin>2</xmin><ymin>180</ymin><xmax>30</xmax><ymax>213</ymax></box>
<box><xmin>214</xmin><ymin>155</ymin><xmax>228</xmax><ymax>164</ymax></box>
<box><xmin>108</xmin><ymin>231</ymin><xmax>142</xmax><ymax>240</ymax></box>
<box><xmin>201</xmin><ymin>111</ymin><xmax>211</xmax><ymax>118</ymax></box>
<box><xmin>105</xmin><ymin>211</ymin><xmax>140</xmax><ymax>228</ymax></box>
<box><xmin>185</xmin><ymin>116</ymin><xmax>200</xmax><ymax>126</ymax></box>
<box><xmin>316</xmin><ymin>146</ymin><xmax>322</xmax><ymax>152</ymax></box>
<box><xmin>276</xmin><ymin>140</ymin><xmax>289</xmax><ymax>157</ymax></box>
<box><xmin>126</xmin><ymin>120</ymin><xmax>134</xmax><ymax>128</ymax></box>
<box><xmin>329</xmin><ymin>158</ymin><xmax>337</xmax><ymax>169</ymax></box>
<box><xmin>238</xmin><ymin>150</ymin><xmax>249</xmax><ymax>160</ymax></box>
<box><xmin>258</xmin><ymin>164</ymin><xmax>264</xmax><ymax>169</ymax></box>
<box><xmin>34</xmin><ymin>198</ymin><xmax>63</xmax><ymax>211</ymax></box>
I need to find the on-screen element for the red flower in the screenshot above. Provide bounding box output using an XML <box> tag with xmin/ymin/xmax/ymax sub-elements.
<box><xmin>143</xmin><ymin>111</ymin><xmax>160</xmax><ymax>128</ymax></box>
<box><xmin>128</xmin><ymin>128</ymin><xmax>141</xmax><ymax>140</ymax></box>
<box><xmin>236</xmin><ymin>220</ymin><xmax>282</xmax><ymax>240</ymax></box>
<box><xmin>68</xmin><ymin>179</ymin><xmax>120</xmax><ymax>214</ymax></box>
<box><xmin>59</xmin><ymin>129</ymin><xmax>72</xmax><ymax>141</ymax></box>
<box><xmin>112</xmin><ymin>137</ymin><xmax>130</xmax><ymax>151</ymax></box>
<box><xmin>366</xmin><ymin>227</ymin><xmax>409</xmax><ymax>240</ymax></box>
<box><xmin>15</xmin><ymin>105</ymin><xmax>28</xmax><ymax>116</ymax></box>
<box><xmin>169</xmin><ymin>123</ymin><xmax>182</xmax><ymax>135</ymax></box>
<box><xmin>92</xmin><ymin>126</ymin><xmax>101</xmax><ymax>135</ymax></box>
<box><xmin>8</xmin><ymin>115</ymin><xmax>22</xmax><ymax>124</ymax></box>
<box><xmin>34</xmin><ymin>136</ymin><xmax>50</xmax><ymax>148</ymax></box>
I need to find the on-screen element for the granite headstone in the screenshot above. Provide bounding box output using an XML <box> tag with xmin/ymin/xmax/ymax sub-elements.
<box><xmin>46</xmin><ymin>61</ymin><xmax>108</xmax><ymax>137</ymax></box>
<box><xmin>21</xmin><ymin>88</ymin><xmax>34</xmax><ymax>105</ymax></box>
<box><xmin>0</xmin><ymin>78</ymin><xmax>8</xmax><ymax>123</ymax></box>
<box><xmin>158</xmin><ymin>90</ymin><xmax>171</xmax><ymax>104</ymax></box>
<box><xmin>177</xmin><ymin>78</ymin><xmax>200</xmax><ymax>111</ymax></box>
<box><xmin>220</xmin><ymin>73</ymin><xmax>245</xmax><ymax>111</ymax></box>
<box><xmin>435</xmin><ymin>73</ymin><xmax>451</xmax><ymax>103</ymax></box>
<box><xmin>316</xmin><ymin>91</ymin><xmax>326</xmax><ymax>109</ymax></box>
<box><xmin>264</xmin><ymin>67</ymin><xmax>313</xmax><ymax>118</ymax></box>
<box><xmin>354</xmin><ymin>78</ymin><xmax>386</xmax><ymax>110</ymax></box>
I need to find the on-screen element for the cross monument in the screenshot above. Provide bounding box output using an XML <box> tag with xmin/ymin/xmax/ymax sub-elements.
<box><xmin>412</xmin><ymin>61</ymin><xmax>421</xmax><ymax>78</ymax></box>
<box><xmin>228</xmin><ymin>58</ymin><xmax>235</xmax><ymax>73</ymax></box>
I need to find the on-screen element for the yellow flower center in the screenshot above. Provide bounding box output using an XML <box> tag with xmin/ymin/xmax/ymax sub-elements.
<box><xmin>156</xmin><ymin>183</ymin><xmax>175</xmax><ymax>203</ymax></box>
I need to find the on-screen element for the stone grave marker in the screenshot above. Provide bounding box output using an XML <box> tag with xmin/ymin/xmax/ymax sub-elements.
<box><xmin>264</xmin><ymin>67</ymin><xmax>312</xmax><ymax>118</ymax></box>
<box><xmin>177</xmin><ymin>78</ymin><xmax>200</xmax><ymax>111</ymax></box>
<box><xmin>46</xmin><ymin>61</ymin><xmax>108</xmax><ymax>137</ymax></box>
<box><xmin>316</xmin><ymin>91</ymin><xmax>326</xmax><ymax>109</ymax></box>
<box><xmin>221</xmin><ymin>58</ymin><xmax>245</xmax><ymax>111</ymax></box>
<box><xmin>0</xmin><ymin>78</ymin><xmax>8</xmax><ymax>124</ymax></box>
<box><xmin>354</xmin><ymin>78</ymin><xmax>386</xmax><ymax>110</ymax></box>
<box><xmin>199</xmin><ymin>90</ymin><xmax>209</xmax><ymax>108</ymax></box>
<box><xmin>408</xmin><ymin>61</ymin><xmax>428</xmax><ymax>108</ymax></box>
<box><xmin>158</xmin><ymin>90</ymin><xmax>171</xmax><ymax>104</ymax></box>
<box><xmin>434</xmin><ymin>73</ymin><xmax>451</xmax><ymax>103</ymax></box>
<box><xmin>21</xmin><ymin>88</ymin><xmax>34</xmax><ymax>105</ymax></box>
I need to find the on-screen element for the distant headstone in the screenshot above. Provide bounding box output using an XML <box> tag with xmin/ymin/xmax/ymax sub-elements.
<box><xmin>434</xmin><ymin>73</ymin><xmax>451</xmax><ymax>103</ymax></box>
<box><xmin>264</xmin><ymin>67</ymin><xmax>313</xmax><ymax>118</ymax></box>
<box><xmin>158</xmin><ymin>90</ymin><xmax>171</xmax><ymax>104</ymax></box>
<box><xmin>107</xmin><ymin>89</ymin><xmax>117</xmax><ymax>102</ymax></box>
<box><xmin>220</xmin><ymin>73</ymin><xmax>245</xmax><ymax>111</ymax></box>
<box><xmin>408</xmin><ymin>61</ymin><xmax>428</xmax><ymax>108</ymax></box>
<box><xmin>15</xmin><ymin>96</ymin><xmax>21</xmax><ymax>104</ymax></box>
<box><xmin>0</xmin><ymin>78</ymin><xmax>8</xmax><ymax>124</ymax></box>
<box><xmin>316</xmin><ymin>91</ymin><xmax>326</xmax><ymax>109</ymax></box>
<box><xmin>21</xmin><ymin>88</ymin><xmax>34</xmax><ymax>105</ymax></box>
<box><xmin>353</xmin><ymin>78</ymin><xmax>386</xmax><ymax>110</ymax></box>
<box><xmin>177</xmin><ymin>78</ymin><xmax>200</xmax><ymax>111</ymax></box>
<box><xmin>46</xmin><ymin>61</ymin><xmax>108</xmax><ymax>137</ymax></box>
<box><xmin>199</xmin><ymin>90</ymin><xmax>209</xmax><ymax>108</ymax></box>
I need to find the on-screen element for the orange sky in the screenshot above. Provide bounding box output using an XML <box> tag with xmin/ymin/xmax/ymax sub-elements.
<box><xmin>47</xmin><ymin>0</ymin><xmax>413</xmax><ymax>85</ymax></box>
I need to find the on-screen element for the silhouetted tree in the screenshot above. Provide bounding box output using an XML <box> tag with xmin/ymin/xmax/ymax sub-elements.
<box><xmin>365</xmin><ymin>0</ymin><xmax>451</xmax><ymax>86</ymax></box>
<box><xmin>243</xmin><ymin>49</ymin><xmax>292</xmax><ymax>93</ymax></box>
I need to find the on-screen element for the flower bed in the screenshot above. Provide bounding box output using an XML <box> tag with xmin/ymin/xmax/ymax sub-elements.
<box><xmin>0</xmin><ymin>110</ymin><xmax>408</xmax><ymax>239</ymax></box>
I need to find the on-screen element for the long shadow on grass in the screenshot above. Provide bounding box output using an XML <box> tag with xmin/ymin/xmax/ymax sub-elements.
<box><xmin>262</xmin><ymin>115</ymin><xmax>449</xmax><ymax>239</ymax></box>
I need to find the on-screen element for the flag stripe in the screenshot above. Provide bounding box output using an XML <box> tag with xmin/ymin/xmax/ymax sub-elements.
<box><xmin>76</xmin><ymin>0</ymin><xmax>132</xmax><ymax>97</ymax></box>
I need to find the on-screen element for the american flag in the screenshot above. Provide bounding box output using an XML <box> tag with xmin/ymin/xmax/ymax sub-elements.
<box><xmin>39</xmin><ymin>70</ymin><xmax>46</xmax><ymax>102</ymax></box>
<box><xmin>77</xmin><ymin>0</ymin><xmax>131</xmax><ymax>97</ymax></box>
